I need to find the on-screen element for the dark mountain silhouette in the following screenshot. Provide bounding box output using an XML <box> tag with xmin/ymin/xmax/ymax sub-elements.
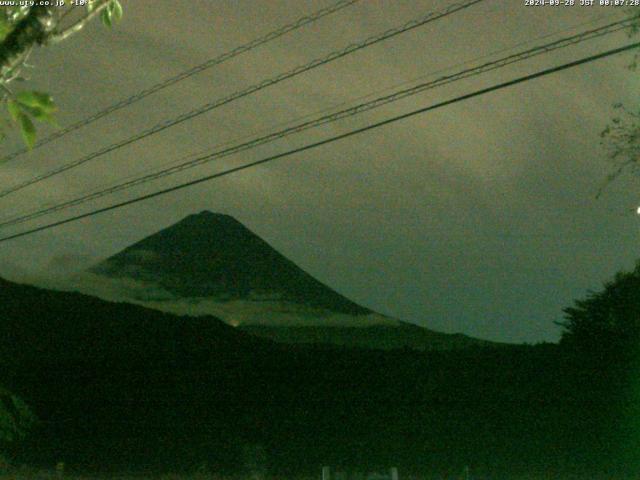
<box><xmin>84</xmin><ymin>211</ymin><xmax>492</xmax><ymax>350</ymax></box>
<box><xmin>89</xmin><ymin>211</ymin><xmax>369</xmax><ymax>314</ymax></box>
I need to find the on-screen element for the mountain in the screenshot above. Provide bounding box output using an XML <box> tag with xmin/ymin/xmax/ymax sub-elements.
<box><xmin>83</xmin><ymin>211</ymin><xmax>492</xmax><ymax>350</ymax></box>
<box><xmin>90</xmin><ymin>211</ymin><xmax>370</xmax><ymax>314</ymax></box>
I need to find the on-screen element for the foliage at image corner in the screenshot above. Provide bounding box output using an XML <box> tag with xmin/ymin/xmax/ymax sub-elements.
<box><xmin>0</xmin><ymin>0</ymin><xmax>123</xmax><ymax>149</ymax></box>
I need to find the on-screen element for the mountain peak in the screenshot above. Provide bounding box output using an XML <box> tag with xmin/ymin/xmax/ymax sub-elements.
<box><xmin>89</xmin><ymin>212</ymin><xmax>371</xmax><ymax>315</ymax></box>
<box><xmin>189</xmin><ymin>210</ymin><xmax>231</xmax><ymax>219</ymax></box>
<box><xmin>178</xmin><ymin>210</ymin><xmax>238</xmax><ymax>225</ymax></box>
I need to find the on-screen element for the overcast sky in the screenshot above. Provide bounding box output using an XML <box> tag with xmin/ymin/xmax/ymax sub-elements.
<box><xmin>0</xmin><ymin>0</ymin><xmax>637</xmax><ymax>343</ymax></box>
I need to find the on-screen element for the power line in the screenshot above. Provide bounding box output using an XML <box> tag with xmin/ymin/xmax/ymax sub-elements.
<box><xmin>0</xmin><ymin>40</ymin><xmax>637</xmax><ymax>244</ymax></box>
<box><xmin>0</xmin><ymin>16</ymin><xmax>632</xmax><ymax>230</ymax></box>
<box><xmin>0</xmin><ymin>0</ymin><xmax>485</xmax><ymax>200</ymax></box>
<box><xmin>0</xmin><ymin>0</ymin><xmax>362</xmax><ymax>164</ymax></box>
<box><xmin>2</xmin><ymin>11</ymin><xmax>617</xmax><ymax>227</ymax></box>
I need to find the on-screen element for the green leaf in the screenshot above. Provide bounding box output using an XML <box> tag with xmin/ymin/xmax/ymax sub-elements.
<box><xmin>6</xmin><ymin>100</ymin><xmax>21</xmax><ymax>123</ymax></box>
<box><xmin>101</xmin><ymin>0</ymin><xmax>123</xmax><ymax>28</ymax></box>
<box><xmin>15</xmin><ymin>91</ymin><xmax>55</xmax><ymax>114</ymax></box>
<box><xmin>0</xmin><ymin>15</ymin><xmax>10</xmax><ymax>43</ymax></box>
<box><xmin>101</xmin><ymin>7</ymin><xmax>112</xmax><ymax>28</ymax></box>
<box><xmin>111</xmin><ymin>0</ymin><xmax>123</xmax><ymax>23</ymax></box>
<box><xmin>17</xmin><ymin>112</ymin><xmax>35</xmax><ymax>149</ymax></box>
<box><xmin>20</xmin><ymin>105</ymin><xmax>57</xmax><ymax>126</ymax></box>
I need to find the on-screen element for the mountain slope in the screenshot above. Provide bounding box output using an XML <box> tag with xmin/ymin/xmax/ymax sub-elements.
<box><xmin>90</xmin><ymin>211</ymin><xmax>369</xmax><ymax>315</ymax></box>
<box><xmin>84</xmin><ymin>211</ymin><xmax>493</xmax><ymax>350</ymax></box>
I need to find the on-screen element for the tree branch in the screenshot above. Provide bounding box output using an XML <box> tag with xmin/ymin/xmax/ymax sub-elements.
<box><xmin>48</xmin><ymin>1</ymin><xmax>111</xmax><ymax>44</ymax></box>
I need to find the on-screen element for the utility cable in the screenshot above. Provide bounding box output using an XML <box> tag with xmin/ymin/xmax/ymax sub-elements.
<box><xmin>0</xmin><ymin>0</ymin><xmax>485</xmax><ymax>199</ymax></box>
<box><xmin>0</xmin><ymin>16</ymin><xmax>631</xmax><ymax>230</ymax></box>
<box><xmin>0</xmin><ymin>40</ymin><xmax>637</xmax><ymax>243</ymax></box>
<box><xmin>0</xmin><ymin>0</ymin><xmax>362</xmax><ymax>163</ymax></box>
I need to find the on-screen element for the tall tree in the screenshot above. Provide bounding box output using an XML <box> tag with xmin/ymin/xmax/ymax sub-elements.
<box><xmin>558</xmin><ymin>263</ymin><xmax>640</xmax><ymax>474</ymax></box>
<box><xmin>558</xmin><ymin>261</ymin><xmax>640</xmax><ymax>356</ymax></box>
